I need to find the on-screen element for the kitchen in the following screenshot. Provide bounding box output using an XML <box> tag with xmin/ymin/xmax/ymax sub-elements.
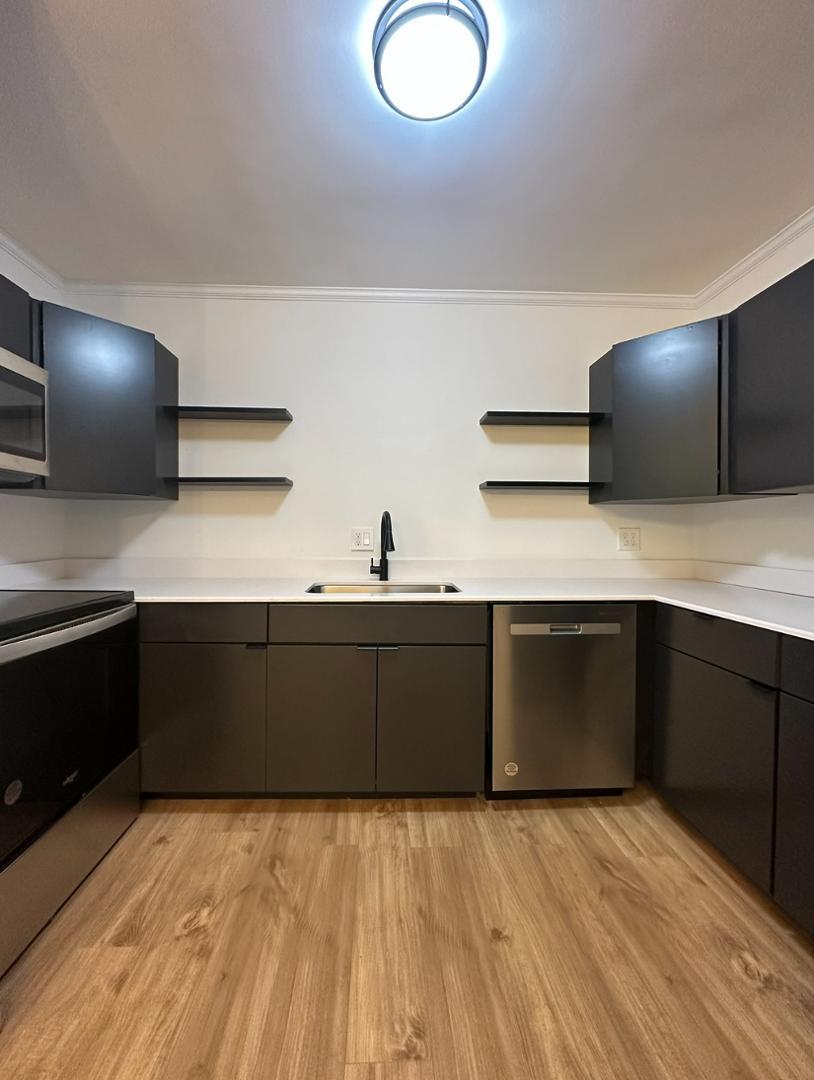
<box><xmin>1</xmin><ymin>2</ymin><xmax>814</xmax><ymax>1078</ymax></box>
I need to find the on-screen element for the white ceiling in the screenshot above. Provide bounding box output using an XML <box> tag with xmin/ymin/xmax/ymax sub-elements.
<box><xmin>1</xmin><ymin>0</ymin><xmax>813</xmax><ymax>292</ymax></box>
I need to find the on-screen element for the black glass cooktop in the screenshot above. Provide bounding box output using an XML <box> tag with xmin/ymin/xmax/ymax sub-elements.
<box><xmin>0</xmin><ymin>589</ymin><xmax>134</xmax><ymax>643</ymax></box>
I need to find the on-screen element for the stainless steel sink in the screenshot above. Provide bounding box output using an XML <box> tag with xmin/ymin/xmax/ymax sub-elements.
<box><xmin>306</xmin><ymin>582</ymin><xmax>460</xmax><ymax>594</ymax></box>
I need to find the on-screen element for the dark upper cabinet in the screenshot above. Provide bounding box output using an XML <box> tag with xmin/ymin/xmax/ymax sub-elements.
<box><xmin>653</xmin><ymin>644</ymin><xmax>776</xmax><ymax>892</ymax></box>
<box><xmin>376</xmin><ymin>645</ymin><xmax>486</xmax><ymax>794</ymax></box>
<box><xmin>590</xmin><ymin>319</ymin><xmax>727</xmax><ymax>503</ymax></box>
<box><xmin>729</xmin><ymin>260</ymin><xmax>814</xmax><ymax>493</ymax></box>
<box><xmin>0</xmin><ymin>274</ymin><xmax>32</xmax><ymax>362</ymax></box>
<box><xmin>590</xmin><ymin>258</ymin><xmax>814</xmax><ymax>503</ymax></box>
<box><xmin>0</xmin><ymin>301</ymin><xmax>178</xmax><ymax>499</ymax></box>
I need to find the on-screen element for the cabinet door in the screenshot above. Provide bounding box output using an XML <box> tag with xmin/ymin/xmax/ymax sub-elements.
<box><xmin>140</xmin><ymin>643</ymin><xmax>266</xmax><ymax>793</ymax></box>
<box><xmin>610</xmin><ymin>320</ymin><xmax>721</xmax><ymax>501</ymax></box>
<box><xmin>267</xmin><ymin>646</ymin><xmax>376</xmax><ymax>793</ymax></box>
<box><xmin>0</xmin><ymin>273</ymin><xmax>31</xmax><ymax>361</ymax></box>
<box><xmin>774</xmin><ymin>694</ymin><xmax>814</xmax><ymax>935</ymax></box>
<box><xmin>730</xmin><ymin>260</ymin><xmax>814</xmax><ymax>493</ymax></box>
<box><xmin>41</xmin><ymin>302</ymin><xmax>158</xmax><ymax>496</ymax></box>
<box><xmin>653</xmin><ymin>645</ymin><xmax>776</xmax><ymax>890</ymax></box>
<box><xmin>377</xmin><ymin>646</ymin><xmax>486</xmax><ymax>794</ymax></box>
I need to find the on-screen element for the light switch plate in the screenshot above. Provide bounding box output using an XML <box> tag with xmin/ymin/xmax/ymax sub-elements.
<box><xmin>351</xmin><ymin>527</ymin><xmax>374</xmax><ymax>551</ymax></box>
<box><xmin>617</xmin><ymin>527</ymin><xmax>641</xmax><ymax>552</ymax></box>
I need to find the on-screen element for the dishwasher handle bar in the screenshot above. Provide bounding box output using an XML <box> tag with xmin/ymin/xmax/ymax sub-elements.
<box><xmin>509</xmin><ymin>622</ymin><xmax>621</xmax><ymax>636</ymax></box>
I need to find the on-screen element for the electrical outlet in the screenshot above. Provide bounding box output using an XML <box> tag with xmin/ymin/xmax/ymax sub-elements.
<box><xmin>617</xmin><ymin>527</ymin><xmax>641</xmax><ymax>552</ymax></box>
<box><xmin>351</xmin><ymin>527</ymin><xmax>374</xmax><ymax>552</ymax></box>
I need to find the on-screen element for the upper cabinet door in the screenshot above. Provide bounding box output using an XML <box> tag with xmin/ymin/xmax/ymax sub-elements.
<box><xmin>41</xmin><ymin>302</ymin><xmax>159</xmax><ymax>496</ymax></box>
<box><xmin>608</xmin><ymin>319</ymin><xmax>721</xmax><ymax>502</ymax></box>
<box><xmin>0</xmin><ymin>274</ymin><xmax>32</xmax><ymax>362</ymax></box>
<box><xmin>729</xmin><ymin>259</ymin><xmax>814</xmax><ymax>494</ymax></box>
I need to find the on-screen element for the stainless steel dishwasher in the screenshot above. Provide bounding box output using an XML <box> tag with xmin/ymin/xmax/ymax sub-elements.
<box><xmin>492</xmin><ymin>604</ymin><xmax>636</xmax><ymax>792</ymax></box>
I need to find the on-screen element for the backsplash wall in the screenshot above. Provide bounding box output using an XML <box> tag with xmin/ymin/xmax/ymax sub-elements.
<box><xmin>58</xmin><ymin>289</ymin><xmax>697</xmax><ymax>565</ymax></box>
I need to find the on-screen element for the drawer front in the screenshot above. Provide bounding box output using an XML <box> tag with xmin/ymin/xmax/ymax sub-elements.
<box><xmin>656</xmin><ymin>604</ymin><xmax>778</xmax><ymax>685</ymax></box>
<box><xmin>780</xmin><ymin>635</ymin><xmax>814</xmax><ymax>703</ymax></box>
<box><xmin>139</xmin><ymin>603</ymin><xmax>267</xmax><ymax>643</ymax></box>
<box><xmin>267</xmin><ymin>604</ymin><xmax>488</xmax><ymax>645</ymax></box>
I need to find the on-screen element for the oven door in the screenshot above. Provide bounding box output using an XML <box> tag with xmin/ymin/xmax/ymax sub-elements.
<box><xmin>0</xmin><ymin>604</ymin><xmax>137</xmax><ymax>870</ymax></box>
<box><xmin>0</xmin><ymin>347</ymin><xmax>48</xmax><ymax>477</ymax></box>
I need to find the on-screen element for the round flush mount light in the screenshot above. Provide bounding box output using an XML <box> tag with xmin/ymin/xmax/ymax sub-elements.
<box><xmin>373</xmin><ymin>0</ymin><xmax>489</xmax><ymax>121</ymax></box>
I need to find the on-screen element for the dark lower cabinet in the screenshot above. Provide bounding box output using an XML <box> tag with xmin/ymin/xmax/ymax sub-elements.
<box><xmin>138</xmin><ymin>603</ymin><xmax>489</xmax><ymax>797</ymax></box>
<box><xmin>140</xmin><ymin>643</ymin><xmax>266</xmax><ymax>793</ymax></box>
<box><xmin>376</xmin><ymin>646</ymin><xmax>486</xmax><ymax>793</ymax></box>
<box><xmin>653</xmin><ymin>645</ymin><xmax>776</xmax><ymax>891</ymax></box>
<box><xmin>267</xmin><ymin>646</ymin><xmax>376</xmax><ymax>793</ymax></box>
<box><xmin>774</xmin><ymin>694</ymin><xmax>814</xmax><ymax>936</ymax></box>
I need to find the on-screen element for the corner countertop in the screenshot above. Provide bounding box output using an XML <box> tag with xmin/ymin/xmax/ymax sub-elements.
<box><xmin>31</xmin><ymin>574</ymin><xmax>814</xmax><ymax>642</ymax></box>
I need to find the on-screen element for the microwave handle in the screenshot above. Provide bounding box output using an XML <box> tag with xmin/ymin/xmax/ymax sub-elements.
<box><xmin>0</xmin><ymin>604</ymin><xmax>137</xmax><ymax>666</ymax></box>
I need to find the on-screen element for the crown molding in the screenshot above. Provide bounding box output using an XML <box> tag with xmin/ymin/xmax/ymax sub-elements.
<box><xmin>65</xmin><ymin>280</ymin><xmax>696</xmax><ymax>309</ymax></box>
<box><xmin>4</xmin><ymin>204</ymin><xmax>812</xmax><ymax>310</ymax></box>
<box><xmin>0</xmin><ymin>229</ymin><xmax>65</xmax><ymax>293</ymax></box>
<box><xmin>694</xmin><ymin>204</ymin><xmax>814</xmax><ymax>309</ymax></box>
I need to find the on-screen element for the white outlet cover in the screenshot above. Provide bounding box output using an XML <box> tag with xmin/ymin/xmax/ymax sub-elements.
<box><xmin>617</xmin><ymin>527</ymin><xmax>641</xmax><ymax>552</ymax></box>
<box><xmin>351</xmin><ymin>527</ymin><xmax>374</xmax><ymax>551</ymax></box>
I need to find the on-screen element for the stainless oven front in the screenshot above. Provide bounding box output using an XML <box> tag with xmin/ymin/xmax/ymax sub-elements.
<box><xmin>0</xmin><ymin>346</ymin><xmax>49</xmax><ymax>477</ymax></box>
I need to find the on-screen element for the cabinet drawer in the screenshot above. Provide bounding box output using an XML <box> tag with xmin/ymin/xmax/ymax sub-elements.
<box><xmin>656</xmin><ymin>604</ymin><xmax>778</xmax><ymax>685</ymax></box>
<box><xmin>267</xmin><ymin>604</ymin><xmax>488</xmax><ymax>645</ymax></box>
<box><xmin>139</xmin><ymin>603</ymin><xmax>267</xmax><ymax>643</ymax></box>
<box><xmin>780</xmin><ymin>635</ymin><xmax>814</xmax><ymax>703</ymax></box>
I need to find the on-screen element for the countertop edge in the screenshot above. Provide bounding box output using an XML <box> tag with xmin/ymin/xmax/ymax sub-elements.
<box><xmin>120</xmin><ymin>583</ymin><xmax>814</xmax><ymax>642</ymax></box>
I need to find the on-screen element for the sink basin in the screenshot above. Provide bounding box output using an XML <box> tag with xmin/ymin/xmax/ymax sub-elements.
<box><xmin>306</xmin><ymin>582</ymin><xmax>460</xmax><ymax>594</ymax></box>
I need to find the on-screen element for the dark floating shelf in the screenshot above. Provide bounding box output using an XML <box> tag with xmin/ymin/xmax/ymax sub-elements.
<box><xmin>176</xmin><ymin>476</ymin><xmax>293</xmax><ymax>488</ymax></box>
<box><xmin>176</xmin><ymin>406</ymin><xmax>292</xmax><ymax>422</ymax></box>
<box><xmin>479</xmin><ymin>480</ymin><xmax>591</xmax><ymax>491</ymax></box>
<box><xmin>480</xmin><ymin>411</ymin><xmax>592</xmax><ymax>426</ymax></box>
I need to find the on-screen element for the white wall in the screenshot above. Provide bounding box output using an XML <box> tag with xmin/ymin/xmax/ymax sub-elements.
<box><xmin>0</xmin><ymin>240</ymin><xmax>67</xmax><ymax>567</ymax></box>
<box><xmin>692</xmin><ymin>216</ymin><xmax>814</xmax><ymax>573</ymax></box>
<box><xmin>60</xmin><ymin>290</ymin><xmax>697</xmax><ymax>567</ymax></box>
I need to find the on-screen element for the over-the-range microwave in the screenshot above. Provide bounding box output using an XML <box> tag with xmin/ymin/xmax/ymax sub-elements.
<box><xmin>0</xmin><ymin>346</ymin><xmax>48</xmax><ymax>477</ymax></box>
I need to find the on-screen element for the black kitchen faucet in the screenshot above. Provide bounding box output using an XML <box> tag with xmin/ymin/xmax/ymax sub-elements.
<box><xmin>369</xmin><ymin>510</ymin><xmax>395</xmax><ymax>581</ymax></box>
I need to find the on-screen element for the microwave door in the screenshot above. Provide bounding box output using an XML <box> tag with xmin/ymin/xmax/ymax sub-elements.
<box><xmin>0</xmin><ymin>347</ymin><xmax>48</xmax><ymax>477</ymax></box>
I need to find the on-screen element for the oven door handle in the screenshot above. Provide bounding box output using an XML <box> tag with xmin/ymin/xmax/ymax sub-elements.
<box><xmin>0</xmin><ymin>603</ymin><xmax>137</xmax><ymax>665</ymax></box>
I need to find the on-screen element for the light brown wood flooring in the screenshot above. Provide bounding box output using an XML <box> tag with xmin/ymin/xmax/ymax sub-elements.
<box><xmin>0</xmin><ymin>787</ymin><xmax>813</xmax><ymax>1080</ymax></box>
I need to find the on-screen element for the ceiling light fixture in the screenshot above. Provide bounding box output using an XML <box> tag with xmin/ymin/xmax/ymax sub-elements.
<box><xmin>373</xmin><ymin>0</ymin><xmax>489</xmax><ymax>121</ymax></box>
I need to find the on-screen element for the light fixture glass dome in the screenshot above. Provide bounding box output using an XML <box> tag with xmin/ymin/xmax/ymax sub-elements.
<box><xmin>373</xmin><ymin>1</ymin><xmax>489</xmax><ymax>121</ymax></box>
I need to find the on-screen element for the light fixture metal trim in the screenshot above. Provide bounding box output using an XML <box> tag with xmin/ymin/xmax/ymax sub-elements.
<box><xmin>373</xmin><ymin>0</ymin><xmax>489</xmax><ymax>121</ymax></box>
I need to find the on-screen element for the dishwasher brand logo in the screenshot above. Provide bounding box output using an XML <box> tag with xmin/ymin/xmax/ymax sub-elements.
<box><xmin>4</xmin><ymin>779</ymin><xmax>23</xmax><ymax>806</ymax></box>
<box><xmin>503</xmin><ymin>762</ymin><xmax>519</xmax><ymax>777</ymax></box>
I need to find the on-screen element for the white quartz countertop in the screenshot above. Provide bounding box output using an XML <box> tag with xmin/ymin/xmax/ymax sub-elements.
<box><xmin>34</xmin><ymin>574</ymin><xmax>814</xmax><ymax>641</ymax></box>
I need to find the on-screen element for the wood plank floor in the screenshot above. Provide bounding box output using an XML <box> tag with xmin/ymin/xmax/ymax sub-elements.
<box><xmin>1</xmin><ymin>787</ymin><xmax>813</xmax><ymax>1080</ymax></box>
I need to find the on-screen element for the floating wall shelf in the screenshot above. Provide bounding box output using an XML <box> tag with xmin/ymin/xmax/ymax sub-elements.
<box><xmin>479</xmin><ymin>411</ymin><xmax>592</xmax><ymax>426</ymax></box>
<box><xmin>479</xmin><ymin>480</ymin><xmax>591</xmax><ymax>491</ymax></box>
<box><xmin>176</xmin><ymin>406</ymin><xmax>292</xmax><ymax>422</ymax></box>
<box><xmin>175</xmin><ymin>476</ymin><xmax>293</xmax><ymax>488</ymax></box>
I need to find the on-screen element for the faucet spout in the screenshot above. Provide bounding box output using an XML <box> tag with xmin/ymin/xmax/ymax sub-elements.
<box><xmin>370</xmin><ymin>510</ymin><xmax>396</xmax><ymax>581</ymax></box>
